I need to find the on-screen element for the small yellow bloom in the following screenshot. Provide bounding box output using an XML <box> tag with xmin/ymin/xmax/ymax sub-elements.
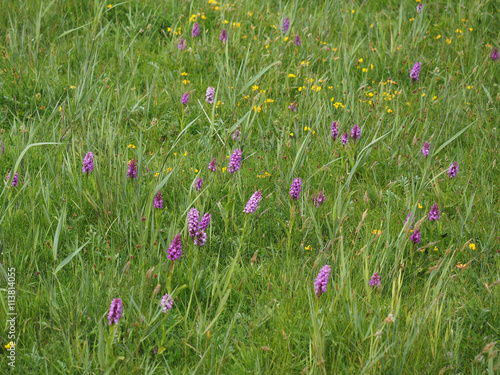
<box><xmin>224</xmin><ymin>20</ymin><xmax>229</xmax><ymax>24</ymax></box>
<box><xmin>387</xmin><ymin>108</ymin><xmax>392</xmax><ymax>113</ymax></box>
<box><xmin>284</xmin><ymin>36</ymin><xmax>289</xmax><ymax>42</ymax></box>
<box><xmin>305</xmin><ymin>245</ymin><xmax>312</xmax><ymax>251</ymax></box>
<box><xmin>289</xmin><ymin>133</ymin><xmax>294</xmax><ymax>137</ymax></box>
<box><xmin>127</xmin><ymin>144</ymin><xmax>136</xmax><ymax>149</ymax></box>
<box><xmin>154</xmin><ymin>172</ymin><xmax>159</xmax><ymax>178</ymax></box>
<box><xmin>469</xmin><ymin>243</ymin><xmax>476</xmax><ymax>250</ymax></box>
<box><xmin>422</xmin><ymin>93</ymin><xmax>425</xmax><ymax>97</ymax></box>
<box><xmin>446</xmin><ymin>38</ymin><xmax>452</xmax><ymax>45</ymax></box>
<box><xmin>432</xmin><ymin>96</ymin><xmax>437</xmax><ymax>100</ymax></box>
<box><xmin>362</xmin><ymin>68</ymin><xmax>368</xmax><ymax>72</ymax></box>
<box><xmin>288</xmin><ymin>74</ymin><xmax>296</xmax><ymax>78</ymax></box>
<box><xmin>107</xmin><ymin>4</ymin><xmax>112</xmax><ymax>9</ymax></box>
<box><xmin>418</xmin><ymin>203</ymin><xmax>423</xmax><ymax>209</ymax></box>
<box><xmin>433</xmin><ymin>246</ymin><xmax>438</xmax><ymax>251</ymax></box>
<box><xmin>352</xmin><ymin>9</ymin><xmax>355</xmax><ymax>13</ymax></box>
<box><xmin>181</xmin><ymin>72</ymin><xmax>188</xmax><ymax>76</ymax></box>
<box><xmin>372</xmin><ymin>229</ymin><xmax>382</xmax><ymax>235</ymax></box>
<box><xmin>167</xmin><ymin>167</ymin><xmax>172</xmax><ymax>173</ymax></box>
<box><xmin>252</xmin><ymin>85</ymin><xmax>259</xmax><ymax>91</ymax></box>
<box><xmin>370</xmin><ymin>24</ymin><xmax>374</xmax><ymax>28</ymax></box>
<box><xmin>222</xmin><ymin>167</ymin><xmax>227</xmax><ymax>173</ymax></box>
<box><xmin>183</xmin><ymin>151</ymin><xmax>188</xmax><ymax>156</ymax></box>
<box><xmin>195</xmin><ymin>169</ymin><xmax>198</xmax><ymax>173</ymax></box>
<box><xmin>469</xmin><ymin>28</ymin><xmax>473</xmax><ymax>32</ymax></box>
<box><xmin>435</xmin><ymin>35</ymin><xmax>441</xmax><ymax>39</ymax></box>
<box><xmin>358</xmin><ymin>58</ymin><xmax>363</xmax><ymax>63</ymax></box>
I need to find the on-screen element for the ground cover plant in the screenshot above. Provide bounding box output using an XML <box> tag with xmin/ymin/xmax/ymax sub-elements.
<box><xmin>0</xmin><ymin>0</ymin><xmax>499</xmax><ymax>373</ymax></box>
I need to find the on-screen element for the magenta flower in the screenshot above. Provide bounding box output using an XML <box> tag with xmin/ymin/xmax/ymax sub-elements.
<box><xmin>153</xmin><ymin>191</ymin><xmax>164</xmax><ymax>209</ymax></box>
<box><xmin>243</xmin><ymin>190</ymin><xmax>262</xmax><ymax>214</ymax></box>
<box><xmin>288</xmin><ymin>102</ymin><xmax>297</xmax><ymax>112</ymax></box>
<box><xmin>127</xmin><ymin>159</ymin><xmax>137</xmax><ymax>179</ymax></box>
<box><xmin>289</xmin><ymin>177</ymin><xmax>301</xmax><ymax>200</ymax></box>
<box><xmin>194</xmin><ymin>230</ymin><xmax>207</xmax><ymax>247</ymax></box>
<box><xmin>341</xmin><ymin>132</ymin><xmax>349</xmax><ymax>146</ymax></box>
<box><xmin>194</xmin><ymin>177</ymin><xmax>203</xmax><ymax>192</ymax></box>
<box><xmin>187</xmin><ymin>207</ymin><xmax>200</xmax><ymax>237</ymax></box>
<box><xmin>168</xmin><ymin>234</ymin><xmax>182</xmax><ymax>261</ymax></box>
<box><xmin>178</xmin><ymin>38</ymin><xmax>186</xmax><ymax>51</ymax></box>
<box><xmin>410</xmin><ymin>229</ymin><xmax>421</xmax><ymax>244</ymax></box>
<box><xmin>192</xmin><ymin>22</ymin><xmax>200</xmax><ymax>37</ymax></box>
<box><xmin>404</xmin><ymin>212</ymin><xmax>415</xmax><ymax>228</ymax></box>
<box><xmin>369</xmin><ymin>272</ymin><xmax>381</xmax><ymax>287</ymax></box>
<box><xmin>232</xmin><ymin>129</ymin><xmax>240</xmax><ymax>141</ymax></box>
<box><xmin>181</xmin><ymin>91</ymin><xmax>190</xmax><ymax>105</ymax></box>
<box><xmin>416</xmin><ymin>3</ymin><xmax>423</xmax><ymax>13</ymax></box>
<box><xmin>314</xmin><ymin>265</ymin><xmax>331</xmax><ymax>298</ymax></box>
<box><xmin>7</xmin><ymin>171</ymin><xmax>18</xmax><ymax>187</ymax></box>
<box><xmin>351</xmin><ymin>125</ymin><xmax>361</xmax><ymax>141</ymax></box>
<box><xmin>447</xmin><ymin>162</ymin><xmax>459</xmax><ymax>179</ymax></box>
<box><xmin>108</xmin><ymin>298</ymin><xmax>123</xmax><ymax>325</ymax></box>
<box><xmin>160</xmin><ymin>294</ymin><xmax>173</xmax><ymax>313</ymax></box>
<box><xmin>282</xmin><ymin>17</ymin><xmax>290</xmax><ymax>34</ymax></box>
<box><xmin>199</xmin><ymin>213</ymin><xmax>211</xmax><ymax>231</ymax></box>
<box><xmin>422</xmin><ymin>141</ymin><xmax>430</xmax><ymax>157</ymax></box>
<box><xmin>331</xmin><ymin>121</ymin><xmax>339</xmax><ymax>140</ymax></box>
<box><xmin>220</xmin><ymin>29</ymin><xmax>227</xmax><ymax>43</ymax></box>
<box><xmin>206</xmin><ymin>86</ymin><xmax>215</xmax><ymax>104</ymax></box>
<box><xmin>82</xmin><ymin>151</ymin><xmax>95</xmax><ymax>173</ymax></box>
<box><xmin>428</xmin><ymin>203</ymin><xmax>440</xmax><ymax>222</ymax></box>
<box><xmin>410</xmin><ymin>62</ymin><xmax>422</xmax><ymax>82</ymax></box>
<box><xmin>228</xmin><ymin>149</ymin><xmax>242</xmax><ymax>174</ymax></box>
<box><xmin>491</xmin><ymin>47</ymin><xmax>499</xmax><ymax>62</ymax></box>
<box><xmin>312</xmin><ymin>191</ymin><xmax>326</xmax><ymax>207</ymax></box>
<box><xmin>208</xmin><ymin>157</ymin><xmax>217</xmax><ymax>172</ymax></box>
<box><xmin>294</xmin><ymin>34</ymin><xmax>301</xmax><ymax>46</ymax></box>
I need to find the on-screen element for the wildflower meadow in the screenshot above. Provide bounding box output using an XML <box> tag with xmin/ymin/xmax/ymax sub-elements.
<box><xmin>1</xmin><ymin>0</ymin><xmax>500</xmax><ymax>373</ymax></box>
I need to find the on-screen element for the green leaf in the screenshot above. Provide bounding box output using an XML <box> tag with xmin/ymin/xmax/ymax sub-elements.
<box><xmin>53</xmin><ymin>240</ymin><xmax>90</xmax><ymax>274</ymax></box>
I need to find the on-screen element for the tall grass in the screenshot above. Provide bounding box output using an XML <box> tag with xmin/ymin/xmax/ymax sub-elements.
<box><xmin>0</xmin><ymin>0</ymin><xmax>499</xmax><ymax>373</ymax></box>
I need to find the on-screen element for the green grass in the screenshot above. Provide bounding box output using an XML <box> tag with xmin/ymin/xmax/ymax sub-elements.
<box><xmin>0</xmin><ymin>0</ymin><xmax>499</xmax><ymax>373</ymax></box>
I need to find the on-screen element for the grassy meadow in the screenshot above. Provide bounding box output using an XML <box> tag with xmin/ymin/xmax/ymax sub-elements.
<box><xmin>0</xmin><ymin>0</ymin><xmax>499</xmax><ymax>373</ymax></box>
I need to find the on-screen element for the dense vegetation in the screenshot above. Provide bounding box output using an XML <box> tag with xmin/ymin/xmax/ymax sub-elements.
<box><xmin>0</xmin><ymin>0</ymin><xmax>499</xmax><ymax>373</ymax></box>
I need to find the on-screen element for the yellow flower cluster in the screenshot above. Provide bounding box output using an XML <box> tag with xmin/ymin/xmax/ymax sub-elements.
<box><xmin>257</xmin><ymin>172</ymin><xmax>271</xmax><ymax>178</ymax></box>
